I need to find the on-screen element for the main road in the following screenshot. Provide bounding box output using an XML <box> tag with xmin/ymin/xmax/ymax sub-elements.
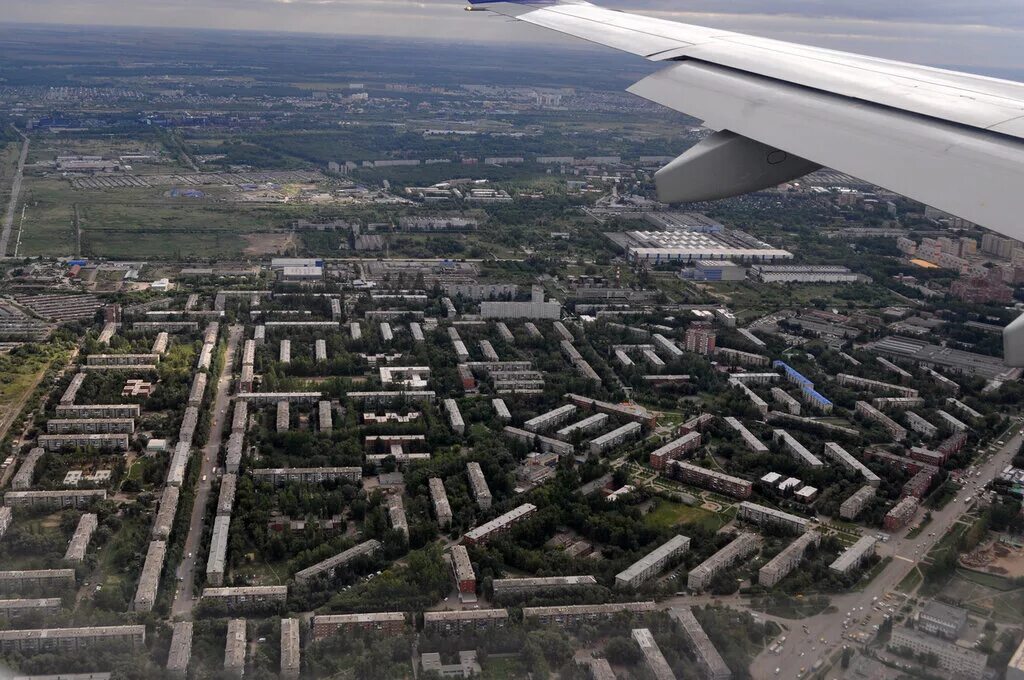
<box><xmin>746</xmin><ymin>416</ymin><xmax>1024</xmax><ymax>679</ymax></box>
<box><xmin>0</xmin><ymin>130</ymin><xmax>28</xmax><ymax>257</ymax></box>
<box><xmin>172</xmin><ymin>324</ymin><xmax>242</xmax><ymax>618</ymax></box>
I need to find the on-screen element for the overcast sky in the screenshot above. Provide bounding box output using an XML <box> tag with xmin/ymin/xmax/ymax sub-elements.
<box><xmin>4</xmin><ymin>0</ymin><xmax>1023</xmax><ymax>73</ymax></box>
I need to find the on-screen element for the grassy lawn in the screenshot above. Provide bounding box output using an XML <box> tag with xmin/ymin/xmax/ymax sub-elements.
<box><xmin>481</xmin><ymin>656</ymin><xmax>528</xmax><ymax>679</ymax></box>
<box><xmin>896</xmin><ymin>567</ymin><xmax>922</xmax><ymax>593</ymax></box>
<box><xmin>645</xmin><ymin>500</ymin><xmax>728</xmax><ymax>533</ymax></box>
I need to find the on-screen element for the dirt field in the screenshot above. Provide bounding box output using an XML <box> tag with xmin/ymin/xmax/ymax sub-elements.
<box><xmin>243</xmin><ymin>232</ymin><xmax>295</xmax><ymax>256</ymax></box>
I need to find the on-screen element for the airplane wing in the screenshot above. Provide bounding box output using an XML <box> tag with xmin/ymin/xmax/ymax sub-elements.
<box><xmin>468</xmin><ymin>0</ymin><xmax>1024</xmax><ymax>243</ymax></box>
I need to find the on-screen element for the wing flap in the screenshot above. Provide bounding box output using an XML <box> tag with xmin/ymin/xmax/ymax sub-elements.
<box><xmin>628</xmin><ymin>62</ymin><xmax>1024</xmax><ymax>239</ymax></box>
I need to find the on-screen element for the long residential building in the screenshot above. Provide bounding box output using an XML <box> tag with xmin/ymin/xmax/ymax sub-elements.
<box><xmin>671</xmin><ymin>608</ymin><xmax>732</xmax><ymax>680</ymax></box>
<box><xmin>650</xmin><ymin>431</ymin><xmax>701</xmax><ymax>470</ymax></box>
<box><xmin>724</xmin><ymin>417</ymin><xmax>768</xmax><ymax>453</ymax></box>
<box><xmin>294</xmin><ymin>539</ymin><xmax>382</xmax><ymax>583</ymax></box>
<box><xmin>738</xmin><ymin>502</ymin><xmax>809</xmax><ymax>533</ymax></box>
<box><xmin>759</xmin><ymin>531</ymin><xmax>821</xmax><ymax>587</ymax></box>
<box><xmin>280</xmin><ymin>618</ymin><xmax>300</xmax><ymax>680</ymax></box>
<box><xmin>632</xmin><ymin>628</ymin><xmax>676</xmax><ymax>680</ymax></box>
<box><xmin>590</xmin><ymin>422</ymin><xmax>642</xmax><ymax>456</ymax></box>
<box><xmin>822</xmin><ymin>442</ymin><xmax>880</xmax><ymax>486</ymax></box>
<box><xmin>463</xmin><ymin>503</ymin><xmax>537</xmax><ymax>545</ymax></box>
<box><xmin>132</xmin><ymin>540</ymin><xmax>166</xmax><ymax>612</ymax></box>
<box><xmin>669</xmin><ymin>461</ymin><xmax>752</xmax><ymax>499</ymax></box>
<box><xmin>5</xmin><ymin>490</ymin><xmax>106</xmax><ymax>510</ymax></box>
<box><xmin>200</xmin><ymin>586</ymin><xmax>287</xmax><ymax>609</ymax></box>
<box><xmin>251</xmin><ymin>467</ymin><xmax>361</xmax><ymax>485</ymax></box>
<box><xmin>12</xmin><ymin>448</ymin><xmax>44</xmax><ymax>490</ymax></box>
<box><xmin>556</xmin><ymin>413</ymin><xmax>608</xmax><ymax>440</ymax></box>
<box><xmin>840</xmin><ymin>485</ymin><xmax>876</xmax><ymax>520</ymax></box>
<box><xmin>64</xmin><ymin>513</ymin><xmax>98</xmax><ymax>562</ymax></box>
<box><xmin>428</xmin><ymin>477</ymin><xmax>453</xmax><ymax>528</ymax></box>
<box><xmin>224</xmin><ymin>618</ymin><xmax>246</xmax><ymax>676</ymax></box>
<box><xmin>522</xmin><ymin>601</ymin><xmax>657</xmax><ymax>626</ymax></box>
<box><xmin>855</xmin><ymin>401</ymin><xmax>908</xmax><ymax>441</ymax></box>
<box><xmin>836</xmin><ymin>374</ymin><xmax>919</xmax><ymax>398</ymax></box>
<box><xmin>423</xmin><ymin>608</ymin><xmax>509</xmax><ymax>634</ymax></box>
<box><xmin>0</xmin><ymin>570</ymin><xmax>76</xmax><ymax>594</ymax></box>
<box><xmin>55</xmin><ymin>404</ymin><xmax>141</xmax><ymax>419</ymax></box>
<box><xmin>772</xmin><ymin>430</ymin><xmax>823</xmax><ymax>468</ymax></box>
<box><xmin>524</xmin><ymin>404</ymin><xmax>577</xmax><ymax>433</ymax></box>
<box><xmin>830</xmin><ymin>536</ymin><xmax>878</xmax><ymax>574</ymax></box>
<box><xmin>688</xmin><ymin>533</ymin><xmax>761</xmax><ymax>591</ymax></box>
<box><xmin>206</xmin><ymin>516</ymin><xmax>230</xmax><ymax>586</ymax></box>
<box><xmin>0</xmin><ymin>598</ymin><xmax>61</xmax><ymax>619</ymax></box>
<box><xmin>37</xmin><ymin>434</ymin><xmax>129</xmax><ymax>452</ymax></box>
<box><xmin>889</xmin><ymin>627</ymin><xmax>986</xmax><ymax>680</ymax></box>
<box><xmin>311</xmin><ymin>612</ymin><xmax>407</xmax><ymax>641</ymax></box>
<box><xmin>466</xmin><ymin>462</ymin><xmax>492</xmax><ymax>510</ymax></box>
<box><xmin>46</xmin><ymin>418</ymin><xmax>135</xmax><ymax>435</ymax></box>
<box><xmin>166</xmin><ymin>621</ymin><xmax>193</xmax><ymax>676</ymax></box>
<box><xmin>615</xmin><ymin>535</ymin><xmax>690</xmax><ymax>589</ymax></box>
<box><xmin>0</xmin><ymin>626</ymin><xmax>145</xmax><ymax>653</ymax></box>
<box><xmin>492</xmin><ymin>575</ymin><xmax>598</xmax><ymax>598</ymax></box>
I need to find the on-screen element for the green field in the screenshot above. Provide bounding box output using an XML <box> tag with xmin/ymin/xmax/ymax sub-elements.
<box><xmin>645</xmin><ymin>500</ymin><xmax>729</xmax><ymax>533</ymax></box>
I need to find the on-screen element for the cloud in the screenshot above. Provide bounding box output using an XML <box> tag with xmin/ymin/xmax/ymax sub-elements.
<box><xmin>2</xmin><ymin>0</ymin><xmax>1022</xmax><ymax>73</ymax></box>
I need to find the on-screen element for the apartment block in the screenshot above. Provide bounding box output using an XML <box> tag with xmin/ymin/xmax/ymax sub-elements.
<box><xmin>217</xmin><ymin>474</ymin><xmax>236</xmax><ymax>517</ymax></box>
<box><xmin>632</xmin><ymin>628</ymin><xmax>675</xmax><ymax>680</ymax></box>
<box><xmin>840</xmin><ymin>485</ymin><xmax>876</xmax><ymax>520</ymax></box>
<box><xmin>280</xmin><ymin>618</ymin><xmax>301</xmax><ymax>680</ymax></box>
<box><xmin>589</xmin><ymin>422</ymin><xmax>642</xmax><ymax>456</ymax></box>
<box><xmin>463</xmin><ymin>503</ymin><xmax>537</xmax><ymax>545</ymax></box>
<box><xmin>524</xmin><ymin>404</ymin><xmax>577</xmax><ymax>433</ymax></box>
<box><xmin>166</xmin><ymin>621</ymin><xmax>193</xmax><ymax>676</ymax></box>
<box><xmin>649</xmin><ymin>431</ymin><xmax>701</xmax><ymax>470</ymax></box>
<box><xmin>738</xmin><ymin>502</ymin><xmax>809</xmax><ymax>533</ymax></box>
<box><xmin>0</xmin><ymin>625</ymin><xmax>145</xmax><ymax>653</ymax></box>
<box><xmin>492</xmin><ymin>575</ymin><xmax>598</xmax><ymax>599</ymax></box>
<box><xmin>822</xmin><ymin>442</ymin><xmax>880</xmax><ymax>486</ymax></box>
<box><xmin>466</xmin><ymin>462</ymin><xmax>492</xmax><ymax>510</ymax></box>
<box><xmin>889</xmin><ymin>627</ymin><xmax>985</xmax><ymax>680</ymax></box>
<box><xmin>294</xmin><ymin>539</ymin><xmax>382</xmax><ymax>584</ymax></box>
<box><xmin>5</xmin><ymin>490</ymin><xmax>106</xmax><ymax>510</ymax></box>
<box><xmin>830</xmin><ymin>536</ymin><xmax>877</xmax><ymax>574</ymax></box>
<box><xmin>758</xmin><ymin>531</ymin><xmax>820</xmax><ymax>587</ymax></box>
<box><xmin>224</xmin><ymin>619</ymin><xmax>246</xmax><ymax>676</ymax></box>
<box><xmin>669</xmin><ymin>461</ymin><xmax>752</xmax><ymax>499</ymax></box>
<box><xmin>429</xmin><ymin>477</ymin><xmax>453</xmax><ymax>528</ymax></box>
<box><xmin>884</xmin><ymin>497</ymin><xmax>919</xmax><ymax>531</ymax></box>
<box><xmin>206</xmin><ymin>515</ymin><xmax>230</xmax><ymax>586</ymax></box>
<box><xmin>250</xmin><ymin>467</ymin><xmax>361</xmax><ymax>485</ymax></box>
<box><xmin>688</xmin><ymin>533</ymin><xmax>761</xmax><ymax>592</ymax></box>
<box><xmin>63</xmin><ymin>513</ymin><xmax>98</xmax><ymax>562</ymax></box>
<box><xmin>133</xmin><ymin>540</ymin><xmax>166</xmax><ymax>613</ymax></box>
<box><xmin>724</xmin><ymin>417</ymin><xmax>769</xmax><ymax>453</ymax></box>
<box><xmin>422</xmin><ymin>609</ymin><xmax>509</xmax><ymax>634</ymax></box>
<box><xmin>200</xmin><ymin>586</ymin><xmax>287</xmax><ymax>610</ymax></box>
<box><xmin>556</xmin><ymin>413</ymin><xmax>609</xmax><ymax>440</ymax></box>
<box><xmin>522</xmin><ymin>602</ymin><xmax>656</xmax><ymax>626</ymax></box>
<box><xmin>855</xmin><ymin>401</ymin><xmax>907</xmax><ymax>441</ymax></box>
<box><xmin>37</xmin><ymin>434</ymin><xmax>129</xmax><ymax>452</ymax></box>
<box><xmin>311</xmin><ymin>612</ymin><xmax>406</xmax><ymax>641</ymax></box>
<box><xmin>444</xmin><ymin>398</ymin><xmax>465</xmax><ymax>435</ymax></box>
<box><xmin>12</xmin><ymin>448</ymin><xmax>44</xmax><ymax>490</ymax></box>
<box><xmin>772</xmin><ymin>430</ymin><xmax>823</xmax><ymax>468</ymax></box>
<box><xmin>615</xmin><ymin>535</ymin><xmax>690</xmax><ymax>589</ymax></box>
<box><xmin>836</xmin><ymin>374</ymin><xmax>919</xmax><ymax>398</ymax></box>
<box><xmin>670</xmin><ymin>607</ymin><xmax>732</xmax><ymax>680</ymax></box>
<box><xmin>450</xmin><ymin>544</ymin><xmax>476</xmax><ymax>594</ymax></box>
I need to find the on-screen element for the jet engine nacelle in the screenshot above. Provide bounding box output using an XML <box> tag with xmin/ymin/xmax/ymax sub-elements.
<box><xmin>655</xmin><ymin>130</ymin><xmax>821</xmax><ymax>204</ymax></box>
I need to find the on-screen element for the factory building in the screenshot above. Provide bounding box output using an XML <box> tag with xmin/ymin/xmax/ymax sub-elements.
<box><xmin>294</xmin><ymin>540</ymin><xmax>383</xmax><ymax>584</ymax></box>
<box><xmin>758</xmin><ymin>531</ymin><xmax>821</xmax><ymax>587</ymax></box>
<box><xmin>463</xmin><ymin>503</ymin><xmax>537</xmax><ymax>545</ymax></box>
<box><xmin>751</xmin><ymin>264</ymin><xmax>856</xmax><ymax>283</ymax></box>
<box><xmin>688</xmin><ymin>533</ymin><xmax>761</xmax><ymax>592</ymax></box>
<box><xmin>615</xmin><ymin>535</ymin><xmax>690</xmax><ymax>589</ymax></box>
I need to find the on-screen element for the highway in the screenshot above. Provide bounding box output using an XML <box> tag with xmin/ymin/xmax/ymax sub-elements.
<box><xmin>171</xmin><ymin>324</ymin><xmax>241</xmax><ymax>618</ymax></box>
<box><xmin>746</xmin><ymin>416</ymin><xmax>1024</xmax><ymax>679</ymax></box>
<box><xmin>0</xmin><ymin>131</ymin><xmax>28</xmax><ymax>258</ymax></box>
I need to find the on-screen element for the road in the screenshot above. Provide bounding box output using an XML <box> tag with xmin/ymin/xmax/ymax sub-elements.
<box><xmin>0</xmin><ymin>131</ymin><xmax>28</xmax><ymax>258</ymax></box>
<box><xmin>171</xmin><ymin>324</ymin><xmax>241</xmax><ymax>618</ymax></box>
<box><xmin>746</xmin><ymin>416</ymin><xmax>1024</xmax><ymax>679</ymax></box>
